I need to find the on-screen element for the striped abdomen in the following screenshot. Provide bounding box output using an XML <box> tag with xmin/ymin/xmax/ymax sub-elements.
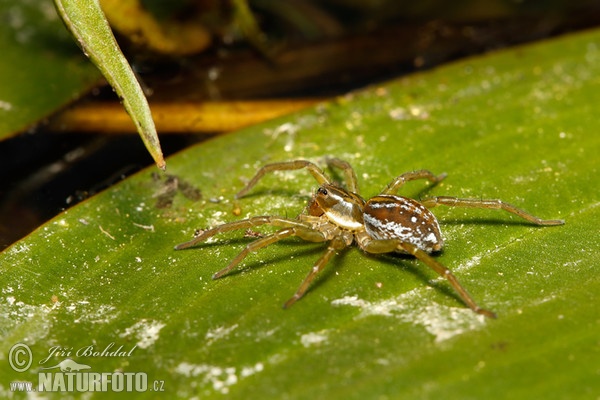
<box><xmin>363</xmin><ymin>195</ymin><xmax>443</xmax><ymax>253</ymax></box>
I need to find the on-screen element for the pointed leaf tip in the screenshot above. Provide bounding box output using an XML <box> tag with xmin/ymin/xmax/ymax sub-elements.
<box><xmin>53</xmin><ymin>0</ymin><xmax>166</xmax><ymax>170</ymax></box>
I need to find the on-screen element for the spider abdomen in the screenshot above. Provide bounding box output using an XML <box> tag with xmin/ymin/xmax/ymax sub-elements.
<box><xmin>363</xmin><ymin>195</ymin><xmax>443</xmax><ymax>253</ymax></box>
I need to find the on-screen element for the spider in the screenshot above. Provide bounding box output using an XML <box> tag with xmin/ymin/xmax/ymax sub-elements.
<box><xmin>175</xmin><ymin>158</ymin><xmax>564</xmax><ymax>318</ymax></box>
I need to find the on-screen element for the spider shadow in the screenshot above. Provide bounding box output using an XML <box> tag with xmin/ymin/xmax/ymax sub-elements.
<box><xmin>184</xmin><ymin>236</ymin><xmax>461</xmax><ymax>303</ymax></box>
<box><xmin>238</xmin><ymin>189</ymin><xmax>312</xmax><ymax>202</ymax></box>
<box><xmin>439</xmin><ymin>217</ymin><xmax>544</xmax><ymax>227</ymax></box>
<box><xmin>187</xmin><ymin>237</ymin><xmax>333</xmax><ymax>279</ymax></box>
<box><xmin>366</xmin><ymin>251</ymin><xmax>461</xmax><ymax>305</ymax></box>
<box><xmin>180</xmin><ymin>234</ymin><xmax>483</xmax><ymax>307</ymax></box>
<box><xmin>406</xmin><ymin>183</ymin><xmax>446</xmax><ymax>200</ymax></box>
<box><xmin>188</xmin><ymin>236</ymin><xmax>358</xmax><ymax>304</ymax></box>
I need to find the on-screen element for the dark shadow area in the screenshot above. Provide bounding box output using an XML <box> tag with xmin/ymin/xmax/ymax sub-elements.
<box><xmin>178</xmin><ymin>237</ymin><xmax>327</xmax><ymax>278</ymax></box>
<box><xmin>439</xmin><ymin>217</ymin><xmax>560</xmax><ymax>227</ymax></box>
<box><xmin>363</xmin><ymin>251</ymin><xmax>463</xmax><ymax>306</ymax></box>
<box><xmin>0</xmin><ymin>132</ymin><xmax>204</xmax><ymax>249</ymax></box>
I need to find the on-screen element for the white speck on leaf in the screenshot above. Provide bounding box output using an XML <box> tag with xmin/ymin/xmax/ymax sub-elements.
<box><xmin>0</xmin><ymin>100</ymin><xmax>13</xmax><ymax>111</ymax></box>
<box><xmin>331</xmin><ymin>290</ymin><xmax>486</xmax><ymax>342</ymax></box>
<box><xmin>205</xmin><ymin>324</ymin><xmax>238</xmax><ymax>345</ymax></box>
<box><xmin>300</xmin><ymin>330</ymin><xmax>329</xmax><ymax>347</ymax></box>
<box><xmin>119</xmin><ymin>319</ymin><xmax>165</xmax><ymax>349</ymax></box>
<box><xmin>175</xmin><ymin>361</ymin><xmax>264</xmax><ymax>395</ymax></box>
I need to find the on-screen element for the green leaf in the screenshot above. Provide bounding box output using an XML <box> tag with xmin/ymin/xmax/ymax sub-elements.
<box><xmin>1</xmin><ymin>28</ymin><xmax>598</xmax><ymax>399</ymax></box>
<box><xmin>53</xmin><ymin>0</ymin><xmax>165</xmax><ymax>169</ymax></box>
<box><xmin>0</xmin><ymin>1</ymin><xmax>100</xmax><ymax>140</ymax></box>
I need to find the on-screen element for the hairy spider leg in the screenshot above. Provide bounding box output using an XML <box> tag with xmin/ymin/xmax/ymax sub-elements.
<box><xmin>325</xmin><ymin>157</ymin><xmax>360</xmax><ymax>193</ymax></box>
<box><xmin>212</xmin><ymin>228</ymin><xmax>297</xmax><ymax>279</ymax></box>
<box><xmin>380</xmin><ymin>169</ymin><xmax>447</xmax><ymax>196</ymax></box>
<box><xmin>236</xmin><ymin>160</ymin><xmax>332</xmax><ymax>199</ymax></box>
<box><xmin>174</xmin><ymin>216</ymin><xmax>319</xmax><ymax>250</ymax></box>
<box><xmin>420</xmin><ymin>196</ymin><xmax>565</xmax><ymax>226</ymax></box>
<box><xmin>401</xmin><ymin>242</ymin><xmax>497</xmax><ymax>318</ymax></box>
<box><xmin>355</xmin><ymin>232</ymin><xmax>496</xmax><ymax>318</ymax></box>
<box><xmin>283</xmin><ymin>236</ymin><xmax>348</xmax><ymax>309</ymax></box>
<box><xmin>212</xmin><ymin>226</ymin><xmax>329</xmax><ymax>279</ymax></box>
<box><xmin>174</xmin><ymin>216</ymin><xmax>329</xmax><ymax>279</ymax></box>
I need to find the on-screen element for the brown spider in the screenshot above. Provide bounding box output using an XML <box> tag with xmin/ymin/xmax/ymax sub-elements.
<box><xmin>175</xmin><ymin>158</ymin><xmax>564</xmax><ymax>318</ymax></box>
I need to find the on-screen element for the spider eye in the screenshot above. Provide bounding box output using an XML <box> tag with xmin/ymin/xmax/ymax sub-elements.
<box><xmin>317</xmin><ymin>187</ymin><xmax>328</xmax><ymax>196</ymax></box>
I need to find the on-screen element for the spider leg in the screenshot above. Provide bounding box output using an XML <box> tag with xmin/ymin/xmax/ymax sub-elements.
<box><xmin>356</xmin><ymin>233</ymin><xmax>496</xmax><ymax>318</ymax></box>
<box><xmin>355</xmin><ymin>234</ymin><xmax>402</xmax><ymax>254</ymax></box>
<box><xmin>381</xmin><ymin>170</ymin><xmax>447</xmax><ymax>196</ymax></box>
<box><xmin>213</xmin><ymin>221</ymin><xmax>330</xmax><ymax>279</ymax></box>
<box><xmin>175</xmin><ymin>215</ymin><xmax>329</xmax><ymax>279</ymax></box>
<box><xmin>325</xmin><ymin>157</ymin><xmax>359</xmax><ymax>193</ymax></box>
<box><xmin>283</xmin><ymin>237</ymin><xmax>347</xmax><ymax>308</ymax></box>
<box><xmin>398</xmin><ymin>242</ymin><xmax>497</xmax><ymax>318</ymax></box>
<box><xmin>420</xmin><ymin>196</ymin><xmax>565</xmax><ymax>226</ymax></box>
<box><xmin>212</xmin><ymin>228</ymin><xmax>295</xmax><ymax>279</ymax></box>
<box><xmin>174</xmin><ymin>216</ymin><xmax>315</xmax><ymax>250</ymax></box>
<box><xmin>236</xmin><ymin>160</ymin><xmax>331</xmax><ymax>198</ymax></box>
<box><xmin>214</xmin><ymin>224</ymin><xmax>329</xmax><ymax>284</ymax></box>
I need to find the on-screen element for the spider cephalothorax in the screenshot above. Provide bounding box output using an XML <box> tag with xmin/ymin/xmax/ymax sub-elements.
<box><xmin>176</xmin><ymin>158</ymin><xmax>564</xmax><ymax>318</ymax></box>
